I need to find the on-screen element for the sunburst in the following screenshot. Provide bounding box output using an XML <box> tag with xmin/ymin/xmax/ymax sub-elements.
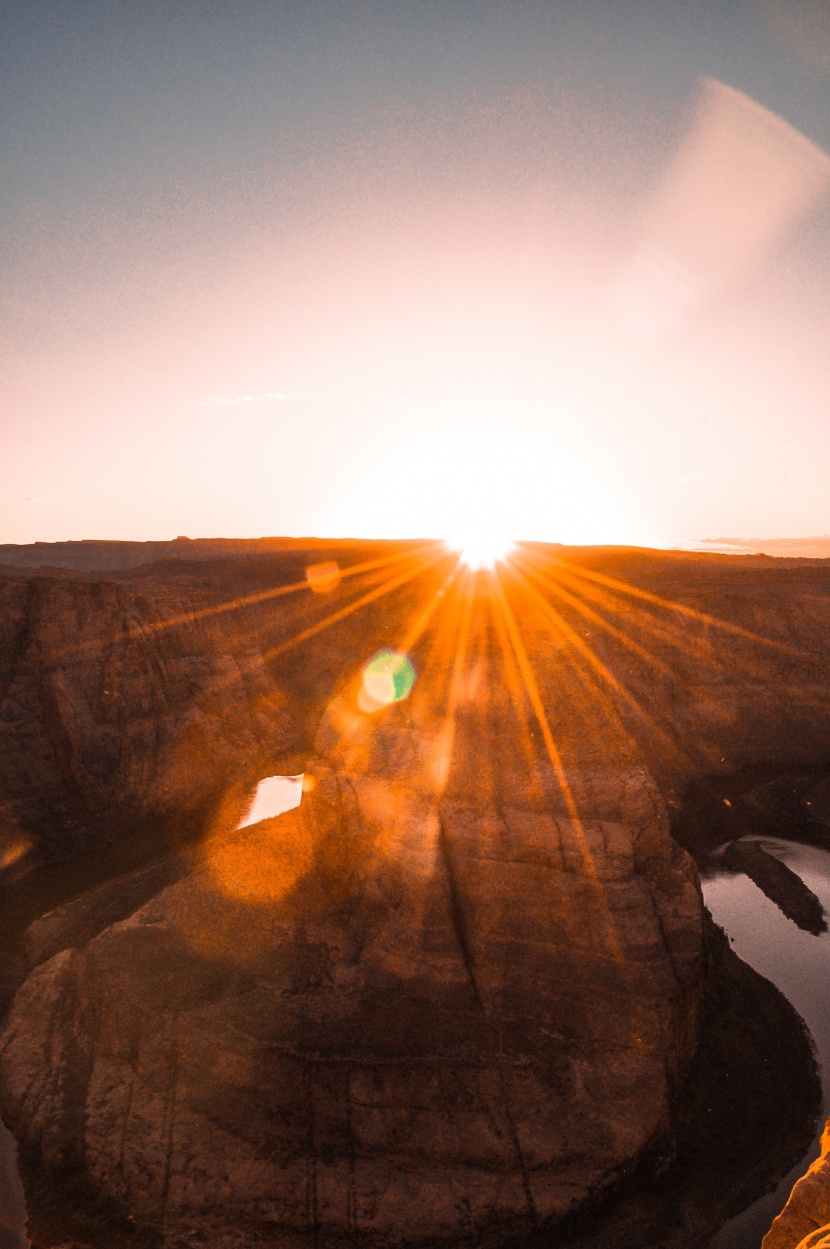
<box><xmin>448</xmin><ymin>533</ymin><xmax>515</xmax><ymax>570</ymax></box>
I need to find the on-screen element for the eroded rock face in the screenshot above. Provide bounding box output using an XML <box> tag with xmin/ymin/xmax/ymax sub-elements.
<box><xmin>0</xmin><ymin>621</ymin><xmax>704</xmax><ymax>1247</ymax></box>
<box><xmin>763</xmin><ymin>1123</ymin><xmax>830</xmax><ymax>1248</ymax></box>
<box><xmin>4</xmin><ymin>547</ymin><xmax>830</xmax><ymax>1247</ymax></box>
<box><xmin>0</xmin><ymin>571</ymin><xmax>295</xmax><ymax>865</ymax></box>
<box><xmin>0</xmin><ymin>544</ymin><xmax>446</xmax><ymax>868</ymax></box>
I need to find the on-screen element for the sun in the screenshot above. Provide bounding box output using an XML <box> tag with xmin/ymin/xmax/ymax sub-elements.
<box><xmin>449</xmin><ymin>532</ymin><xmax>515</xmax><ymax>570</ymax></box>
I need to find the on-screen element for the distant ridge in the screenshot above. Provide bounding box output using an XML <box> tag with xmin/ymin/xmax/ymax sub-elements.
<box><xmin>0</xmin><ymin>536</ymin><xmax>422</xmax><ymax>573</ymax></box>
<box><xmin>3</xmin><ymin>535</ymin><xmax>829</xmax><ymax>573</ymax></box>
<box><xmin>694</xmin><ymin>537</ymin><xmax>830</xmax><ymax>559</ymax></box>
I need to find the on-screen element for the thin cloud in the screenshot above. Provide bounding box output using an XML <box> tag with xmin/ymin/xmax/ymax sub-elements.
<box><xmin>202</xmin><ymin>391</ymin><xmax>287</xmax><ymax>407</ymax></box>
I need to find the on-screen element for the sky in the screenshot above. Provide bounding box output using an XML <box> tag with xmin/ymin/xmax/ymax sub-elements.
<box><xmin>3</xmin><ymin>1</ymin><xmax>830</xmax><ymax>548</ymax></box>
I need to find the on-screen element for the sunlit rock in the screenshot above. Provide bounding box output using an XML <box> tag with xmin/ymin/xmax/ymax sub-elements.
<box><xmin>0</xmin><ymin>609</ymin><xmax>704</xmax><ymax>1246</ymax></box>
<box><xmin>763</xmin><ymin>1123</ymin><xmax>830</xmax><ymax>1248</ymax></box>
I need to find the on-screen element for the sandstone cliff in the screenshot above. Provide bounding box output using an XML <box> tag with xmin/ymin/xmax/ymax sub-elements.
<box><xmin>2</xmin><ymin>546</ymin><xmax>830</xmax><ymax>1247</ymax></box>
<box><xmin>763</xmin><ymin>1124</ymin><xmax>830</xmax><ymax>1249</ymax></box>
<box><xmin>0</xmin><ymin>543</ymin><xmax>440</xmax><ymax>870</ymax></box>
<box><xmin>0</xmin><ymin>603</ymin><xmax>703</xmax><ymax>1247</ymax></box>
<box><xmin>0</xmin><ymin>568</ymin><xmax>295</xmax><ymax>868</ymax></box>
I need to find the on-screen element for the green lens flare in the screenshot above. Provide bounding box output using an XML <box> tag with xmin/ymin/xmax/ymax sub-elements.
<box><xmin>362</xmin><ymin>651</ymin><xmax>416</xmax><ymax>706</ymax></box>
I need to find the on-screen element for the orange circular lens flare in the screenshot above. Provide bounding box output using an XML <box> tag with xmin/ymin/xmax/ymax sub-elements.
<box><xmin>306</xmin><ymin>559</ymin><xmax>341</xmax><ymax>593</ymax></box>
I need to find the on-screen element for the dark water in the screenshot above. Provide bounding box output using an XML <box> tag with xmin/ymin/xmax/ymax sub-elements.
<box><xmin>706</xmin><ymin>837</ymin><xmax>830</xmax><ymax>1248</ymax></box>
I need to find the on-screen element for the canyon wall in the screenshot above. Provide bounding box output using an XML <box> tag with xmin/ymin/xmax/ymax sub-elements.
<box><xmin>763</xmin><ymin>1123</ymin><xmax>830</xmax><ymax>1249</ymax></box>
<box><xmin>1</xmin><ymin>547</ymin><xmax>829</xmax><ymax>1247</ymax></box>
<box><xmin>0</xmin><ymin>568</ymin><xmax>296</xmax><ymax>868</ymax></box>
<box><xmin>0</xmin><ymin>544</ymin><xmax>438</xmax><ymax>869</ymax></box>
<box><xmin>1</xmin><ymin>596</ymin><xmax>703</xmax><ymax>1247</ymax></box>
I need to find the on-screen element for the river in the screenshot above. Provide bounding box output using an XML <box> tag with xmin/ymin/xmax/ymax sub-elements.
<box><xmin>706</xmin><ymin>836</ymin><xmax>830</xmax><ymax>1249</ymax></box>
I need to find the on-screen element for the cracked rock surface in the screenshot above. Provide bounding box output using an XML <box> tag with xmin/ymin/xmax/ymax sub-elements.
<box><xmin>0</xmin><ymin>607</ymin><xmax>703</xmax><ymax>1247</ymax></box>
<box><xmin>4</xmin><ymin>547</ymin><xmax>830</xmax><ymax>1247</ymax></box>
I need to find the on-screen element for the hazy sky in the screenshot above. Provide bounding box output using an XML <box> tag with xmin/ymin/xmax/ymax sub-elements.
<box><xmin>3</xmin><ymin>1</ymin><xmax>830</xmax><ymax>547</ymax></box>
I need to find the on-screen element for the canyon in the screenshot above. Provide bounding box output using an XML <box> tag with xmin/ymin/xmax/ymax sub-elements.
<box><xmin>1</xmin><ymin>541</ymin><xmax>830</xmax><ymax>1248</ymax></box>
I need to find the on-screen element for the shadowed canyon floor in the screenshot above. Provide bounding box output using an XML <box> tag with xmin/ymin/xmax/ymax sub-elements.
<box><xmin>1</xmin><ymin>542</ymin><xmax>830</xmax><ymax>1247</ymax></box>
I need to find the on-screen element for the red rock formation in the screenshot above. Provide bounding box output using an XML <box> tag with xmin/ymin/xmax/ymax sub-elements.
<box><xmin>2</xmin><ymin>546</ymin><xmax>830</xmax><ymax>1246</ymax></box>
<box><xmin>0</xmin><ymin>646</ymin><xmax>703</xmax><ymax>1246</ymax></box>
<box><xmin>763</xmin><ymin>1125</ymin><xmax>830</xmax><ymax>1248</ymax></box>
<box><xmin>0</xmin><ymin>544</ymin><xmax>440</xmax><ymax>868</ymax></box>
<box><xmin>0</xmin><ymin>569</ymin><xmax>296</xmax><ymax>867</ymax></box>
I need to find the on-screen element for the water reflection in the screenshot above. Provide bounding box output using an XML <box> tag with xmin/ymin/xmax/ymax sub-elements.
<box><xmin>706</xmin><ymin>837</ymin><xmax>830</xmax><ymax>1249</ymax></box>
<box><xmin>237</xmin><ymin>774</ymin><xmax>304</xmax><ymax>828</ymax></box>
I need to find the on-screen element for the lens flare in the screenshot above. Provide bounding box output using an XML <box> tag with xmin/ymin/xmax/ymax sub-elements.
<box><xmin>359</xmin><ymin>650</ymin><xmax>416</xmax><ymax>711</ymax></box>
<box><xmin>306</xmin><ymin>560</ymin><xmax>341</xmax><ymax>593</ymax></box>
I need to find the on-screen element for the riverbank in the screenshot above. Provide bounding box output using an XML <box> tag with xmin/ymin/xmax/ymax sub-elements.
<box><xmin>675</xmin><ymin>766</ymin><xmax>830</xmax><ymax>1248</ymax></box>
<box><xmin>512</xmin><ymin>764</ymin><xmax>830</xmax><ymax>1249</ymax></box>
<box><xmin>511</xmin><ymin>916</ymin><xmax>821</xmax><ymax>1249</ymax></box>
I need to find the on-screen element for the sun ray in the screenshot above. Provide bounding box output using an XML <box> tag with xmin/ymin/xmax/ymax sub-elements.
<box><xmin>488</xmin><ymin>570</ymin><xmax>626</xmax><ymax>961</ymax></box>
<box><xmin>545</xmin><ymin>555</ymin><xmax>830</xmax><ymax>717</ymax></box>
<box><xmin>520</xmin><ymin>546</ymin><xmax>727</xmax><ymax>666</ymax></box>
<box><xmin>350</xmin><ymin>563</ymin><xmax>464</xmax><ymax>715</ymax></box>
<box><xmin>515</xmin><ymin>551</ymin><xmax>830</xmax><ymax>768</ymax></box>
<box><xmin>396</xmin><ymin>563</ymin><xmax>462</xmax><ymax>658</ymax></box>
<box><xmin>543</xmin><ymin>560</ymin><xmax>726</xmax><ymax>664</ymax></box>
<box><xmin>263</xmin><ymin>548</ymin><xmax>448</xmax><ymax>662</ymax></box>
<box><xmin>507</xmin><ymin>563</ymin><xmax>688</xmax><ymax>769</ymax></box>
<box><xmin>487</xmin><ymin>571</ymin><xmax>571</xmax><ymax>805</ymax></box>
<box><xmin>54</xmin><ymin>542</ymin><xmax>443</xmax><ymax>666</ymax></box>
<box><xmin>514</xmin><ymin>552</ymin><xmax>675</xmax><ymax>677</ymax></box>
<box><xmin>549</xmin><ymin>554</ymin><xmax>824</xmax><ymax>665</ymax></box>
<box><xmin>159</xmin><ymin>547</ymin><xmax>451</xmax><ymax>723</ymax></box>
<box><xmin>430</xmin><ymin>566</ymin><xmax>478</xmax><ymax>794</ymax></box>
<box><xmin>510</xmin><ymin>566</ymin><xmax>641</xmax><ymax>712</ymax></box>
